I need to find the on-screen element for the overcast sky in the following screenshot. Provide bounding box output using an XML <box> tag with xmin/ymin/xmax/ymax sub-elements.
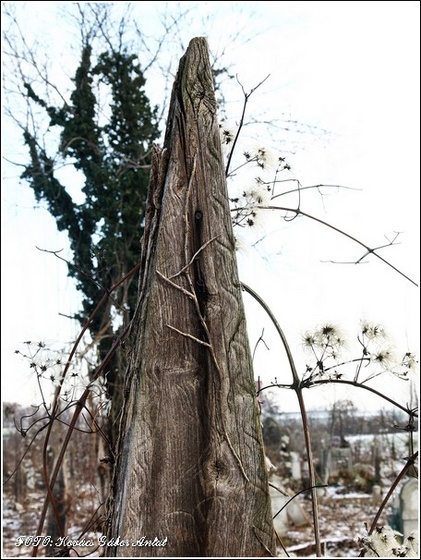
<box><xmin>1</xmin><ymin>1</ymin><xmax>419</xmax><ymax>413</ymax></box>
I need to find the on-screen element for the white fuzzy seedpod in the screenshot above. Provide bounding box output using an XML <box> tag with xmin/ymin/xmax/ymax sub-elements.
<box><xmin>402</xmin><ymin>531</ymin><xmax>419</xmax><ymax>557</ymax></box>
<box><xmin>362</xmin><ymin>526</ymin><xmax>419</xmax><ymax>557</ymax></box>
<box><xmin>359</xmin><ymin>319</ymin><xmax>387</xmax><ymax>341</ymax></box>
<box><xmin>250</xmin><ymin>145</ymin><xmax>278</xmax><ymax>171</ymax></box>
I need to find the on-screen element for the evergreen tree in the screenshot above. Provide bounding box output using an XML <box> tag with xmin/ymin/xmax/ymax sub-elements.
<box><xmin>20</xmin><ymin>39</ymin><xmax>160</xmax><ymax>431</ymax></box>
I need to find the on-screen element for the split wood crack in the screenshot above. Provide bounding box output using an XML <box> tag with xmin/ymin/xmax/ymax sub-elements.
<box><xmin>156</xmin><ymin>153</ymin><xmax>250</xmax><ymax>484</ymax></box>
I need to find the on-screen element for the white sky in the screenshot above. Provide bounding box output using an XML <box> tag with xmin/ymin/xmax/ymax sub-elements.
<box><xmin>1</xmin><ymin>1</ymin><xmax>420</xmax><ymax>413</ymax></box>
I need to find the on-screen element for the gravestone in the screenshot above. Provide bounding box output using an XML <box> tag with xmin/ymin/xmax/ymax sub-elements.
<box><xmin>269</xmin><ymin>474</ymin><xmax>310</xmax><ymax>537</ymax></box>
<box><xmin>400</xmin><ymin>478</ymin><xmax>418</xmax><ymax>535</ymax></box>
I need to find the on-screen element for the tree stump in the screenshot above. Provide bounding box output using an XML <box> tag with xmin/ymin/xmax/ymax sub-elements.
<box><xmin>105</xmin><ymin>37</ymin><xmax>275</xmax><ymax>557</ymax></box>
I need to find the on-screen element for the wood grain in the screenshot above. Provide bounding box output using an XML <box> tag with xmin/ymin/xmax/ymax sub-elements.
<box><xmin>105</xmin><ymin>37</ymin><xmax>275</xmax><ymax>557</ymax></box>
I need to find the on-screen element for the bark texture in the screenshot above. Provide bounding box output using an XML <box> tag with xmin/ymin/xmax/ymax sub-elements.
<box><xmin>105</xmin><ymin>37</ymin><xmax>275</xmax><ymax>557</ymax></box>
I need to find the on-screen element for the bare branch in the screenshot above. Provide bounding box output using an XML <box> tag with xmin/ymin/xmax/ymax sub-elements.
<box><xmin>259</xmin><ymin>205</ymin><xmax>417</xmax><ymax>286</ymax></box>
<box><xmin>225</xmin><ymin>74</ymin><xmax>271</xmax><ymax>177</ymax></box>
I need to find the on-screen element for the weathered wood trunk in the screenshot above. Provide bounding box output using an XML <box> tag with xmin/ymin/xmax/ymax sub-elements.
<box><xmin>105</xmin><ymin>37</ymin><xmax>275</xmax><ymax>557</ymax></box>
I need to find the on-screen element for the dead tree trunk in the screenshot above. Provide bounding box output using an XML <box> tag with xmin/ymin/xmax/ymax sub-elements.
<box><xmin>105</xmin><ymin>37</ymin><xmax>275</xmax><ymax>557</ymax></box>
